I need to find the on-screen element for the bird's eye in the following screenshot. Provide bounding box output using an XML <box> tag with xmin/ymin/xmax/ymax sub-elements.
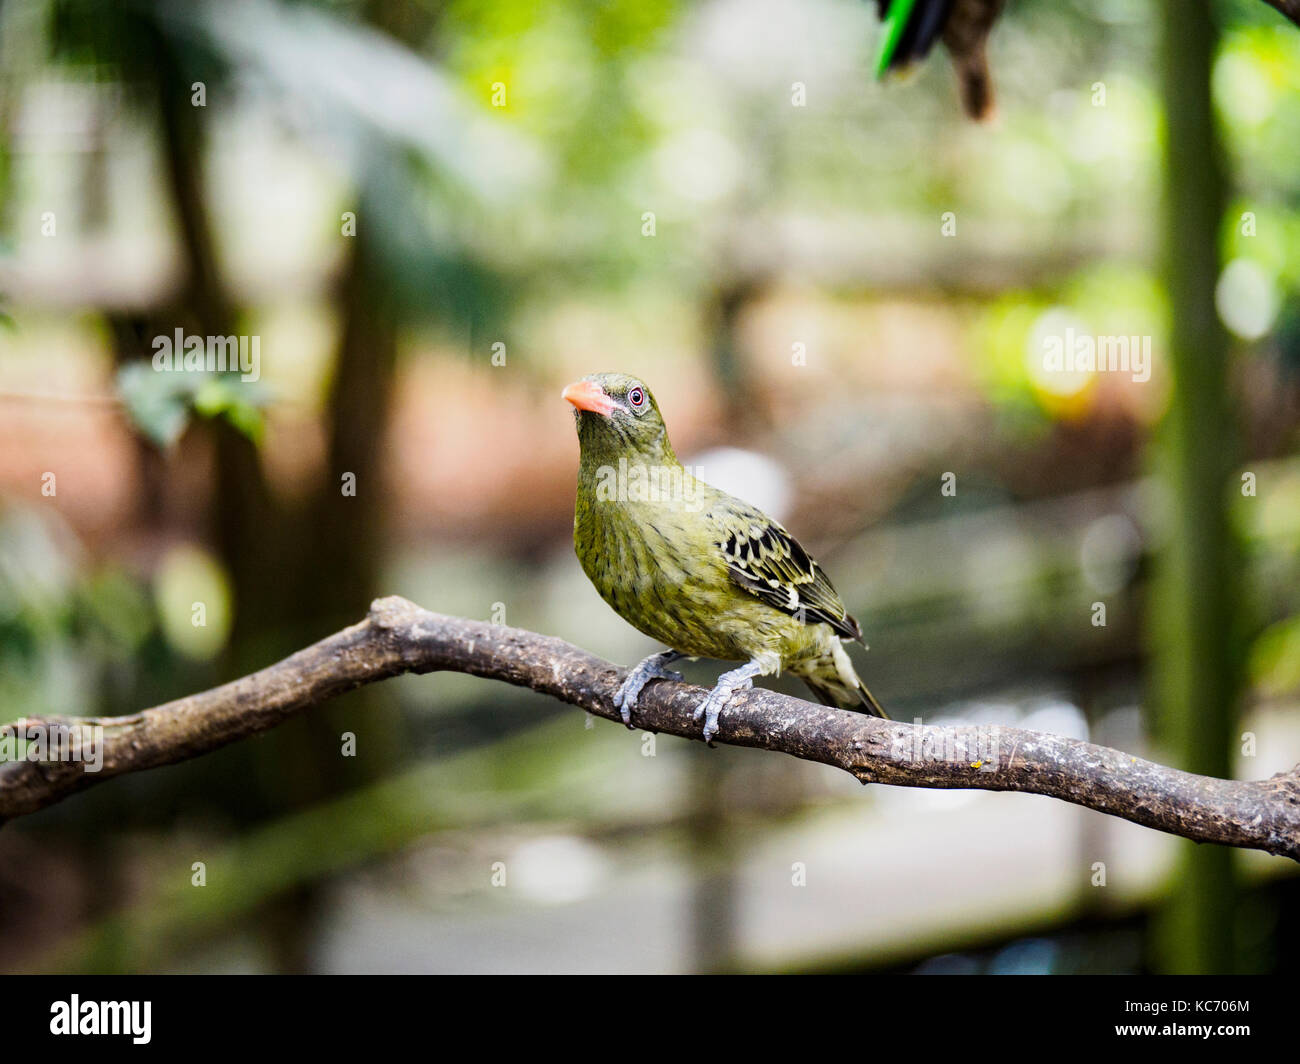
<box><xmin>628</xmin><ymin>387</ymin><xmax>646</xmax><ymax>410</ymax></box>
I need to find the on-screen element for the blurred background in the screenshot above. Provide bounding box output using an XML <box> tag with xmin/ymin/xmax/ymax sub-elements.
<box><xmin>1</xmin><ymin>0</ymin><xmax>1299</xmax><ymax>974</ymax></box>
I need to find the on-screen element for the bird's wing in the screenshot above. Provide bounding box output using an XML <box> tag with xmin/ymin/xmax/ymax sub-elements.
<box><xmin>714</xmin><ymin>508</ymin><xmax>862</xmax><ymax>640</ymax></box>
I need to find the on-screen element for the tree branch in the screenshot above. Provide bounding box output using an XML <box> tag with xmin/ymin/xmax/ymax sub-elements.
<box><xmin>2</xmin><ymin>596</ymin><xmax>1298</xmax><ymax>860</ymax></box>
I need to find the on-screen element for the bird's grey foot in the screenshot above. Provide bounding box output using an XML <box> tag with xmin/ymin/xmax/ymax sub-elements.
<box><xmin>693</xmin><ymin>661</ymin><xmax>763</xmax><ymax>743</ymax></box>
<box><xmin>614</xmin><ymin>651</ymin><xmax>685</xmax><ymax>727</ymax></box>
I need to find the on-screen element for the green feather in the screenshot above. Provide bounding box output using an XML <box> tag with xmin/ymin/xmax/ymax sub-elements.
<box><xmin>875</xmin><ymin>0</ymin><xmax>921</xmax><ymax>78</ymax></box>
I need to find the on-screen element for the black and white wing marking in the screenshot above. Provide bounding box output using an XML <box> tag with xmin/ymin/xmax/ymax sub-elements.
<box><xmin>717</xmin><ymin>514</ymin><xmax>862</xmax><ymax>640</ymax></box>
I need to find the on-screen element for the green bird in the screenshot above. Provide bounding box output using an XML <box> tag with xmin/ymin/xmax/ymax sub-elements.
<box><xmin>563</xmin><ymin>372</ymin><xmax>888</xmax><ymax>742</ymax></box>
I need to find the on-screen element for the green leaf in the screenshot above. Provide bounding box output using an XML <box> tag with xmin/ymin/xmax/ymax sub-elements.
<box><xmin>221</xmin><ymin>399</ymin><xmax>265</xmax><ymax>445</ymax></box>
<box><xmin>876</xmin><ymin>0</ymin><xmax>921</xmax><ymax>79</ymax></box>
<box><xmin>115</xmin><ymin>364</ymin><xmax>193</xmax><ymax>448</ymax></box>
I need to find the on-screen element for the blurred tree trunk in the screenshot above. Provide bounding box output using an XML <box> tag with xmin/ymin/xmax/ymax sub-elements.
<box><xmin>704</xmin><ymin>103</ymin><xmax>777</xmax><ymax>435</ymax></box>
<box><xmin>688</xmin><ymin>743</ymin><xmax>739</xmax><ymax>972</ymax></box>
<box><xmin>705</xmin><ymin>276</ymin><xmax>766</xmax><ymax>435</ymax></box>
<box><xmin>293</xmin><ymin>204</ymin><xmax>404</xmax><ymax>790</ymax></box>
<box><xmin>148</xmin><ymin>12</ymin><xmax>408</xmax><ymax>970</ymax></box>
<box><xmin>303</xmin><ymin>221</ymin><xmax>397</xmax><ymax>634</ymax></box>
<box><xmin>1150</xmin><ymin>0</ymin><xmax>1244</xmax><ymax>974</ymax></box>
<box><xmin>151</xmin><ymin>20</ymin><xmax>311</xmax><ymax>975</ymax></box>
<box><xmin>149</xmin><ymin>17</ymin><xmax>282</xmax><ymax>657</ymax></box>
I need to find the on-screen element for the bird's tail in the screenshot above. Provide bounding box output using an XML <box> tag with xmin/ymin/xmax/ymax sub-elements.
<box><xmin>798</xmin><ymin>643</ymin><xmax>890</xmax><ymax>719</ymax></box>
<box><xmin>802</xmin><ymin>675</ymin><xmax>890</xmax><ymax>719</ymax></box>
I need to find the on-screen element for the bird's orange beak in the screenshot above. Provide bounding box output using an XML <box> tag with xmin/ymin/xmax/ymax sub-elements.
<box><xmin>562</xmin><ymin>379</ymin><xmax>616</xmax><ymax>417</ymax></box>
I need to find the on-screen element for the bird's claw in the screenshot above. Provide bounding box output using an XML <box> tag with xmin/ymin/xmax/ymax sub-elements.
<box><xmin>693</xmin><ymin>677</ymin><xmax>753</xmax><ymax>743</ymax></box>
<box><xmin>613</xmin><ymin>655</ymin><xmax>685</xmax><ymax>727</ymax></box>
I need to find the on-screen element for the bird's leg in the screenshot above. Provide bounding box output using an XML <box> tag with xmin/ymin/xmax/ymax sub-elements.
<box><xmin>613</xmin><ymin>650</ymin><xmax>686</xmax><ymax>727</ymax></box>
<box><xmin>694</xmin><ymin>659</ymin><xmax>764</xmax><ymax>743</ymax></box>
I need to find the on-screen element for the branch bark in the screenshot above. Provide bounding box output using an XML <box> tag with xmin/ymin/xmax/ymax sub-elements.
<box><xmin>2</xmin><ymin>596</ymin><xmax>1298</xmax><ymax>860</ymax></box>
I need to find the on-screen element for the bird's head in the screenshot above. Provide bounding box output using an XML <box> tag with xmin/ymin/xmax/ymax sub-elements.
<box><xmin>562</xmin><ymin>372</ymin><xmax>677</xmax><ymax>466</ymax></box>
